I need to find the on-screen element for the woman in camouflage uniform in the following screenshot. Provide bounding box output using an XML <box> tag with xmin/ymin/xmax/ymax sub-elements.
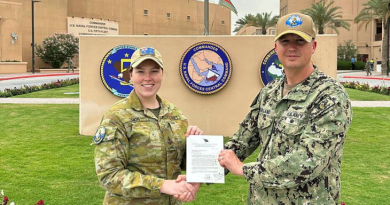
<box><xmin>94</xmin><ymin>47</ymin><xmax>202</xmax><ymax>205</ymax></box>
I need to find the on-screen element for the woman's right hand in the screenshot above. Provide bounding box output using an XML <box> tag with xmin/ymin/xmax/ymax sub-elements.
<box><xmin>160</xmin><ymin>180</ymin><xmax>196</xmax><ymax>199</ymax></box>
<box><xmin>186</xmin><ymin>125</ymin><xmax>203</xmax><ymax>137</ymax></box>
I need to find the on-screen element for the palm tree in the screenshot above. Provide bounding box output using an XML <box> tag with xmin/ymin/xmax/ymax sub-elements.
<box><xmin>354</xmin><ymin>0</ymin><xmax>390</xmax><ymax>75</ymax></box>
<box><xmin>301</xmin><ymin>0</ymin><xmax>350</xmax><ymax>34</ymax></box>
<box><xmin>247</xmin><ymin>12</ymin><xmax>279</xmax><ymax>35</ymax></box>
<box><xmin>233</xmin><ymin>14</ymin><xmax>255</xmax><ymax>33</ymax></box>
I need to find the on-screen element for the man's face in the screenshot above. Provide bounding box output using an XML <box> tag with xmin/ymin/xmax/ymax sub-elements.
<box><xmin>275</xmin><ymin>33</ymin><xmax>316</xmax><ymax>70</ymax></box>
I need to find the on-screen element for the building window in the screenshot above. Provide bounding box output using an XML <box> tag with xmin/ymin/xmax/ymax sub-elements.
<box><xmin>335</xmin><ymin>22</ymin><xmax>341</xmax><ymax>27</ymax></box>
<box><xmin>167</xmin><ymin>13</ymin><xmax>171</xmax><ymax>18</ymax></box>
<box><xmin>256</xmin><ymin>29</ymin><xmax>262</xmax><ymax>35</ymax></box>
<box><xmin>144</xmin><ymin>9</ymin><xmax>148</xmax><ymax>16</ymax></box>
<box><xmin>270</xmin><ymin>29</ymin><xmax>276</xmax><ymax>35</ymax></box>
<box><xmin>187</xmin><ymin>16</ymin><xmax>191</xmax><ymax>21</ymax></box>
<box><xmin>221</xmin><ymin>20</ymin><xmax>225</xmax><ymax>25</ymax></box>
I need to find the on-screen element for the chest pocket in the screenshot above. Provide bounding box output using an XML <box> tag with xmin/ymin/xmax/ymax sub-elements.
<box><xmin>258</xmin><ymin>114</ymin><xmax>273</xmax><ymax>131</ymax></box>
<box><xmin>278</xmin><ymin>117</ymin><xmax>304</xmax><ymax>135</ymax></box>
<box><xmin>129</xmin><ymin>119</ymin><xmax>163</xmax><ymax>165</ymax></box>
<box><xmin>166</xmin><ymin>117</ymin><xmax>187</xmax><ymax>161</ymax></box>
<box><xmin>274</xmin><ymin>116</ymin><xmax>305</xmax><ymax>154</ymax></box>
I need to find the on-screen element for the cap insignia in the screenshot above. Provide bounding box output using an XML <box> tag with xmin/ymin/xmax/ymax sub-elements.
<box><xmin>286</xmin><ymin>14</ymin><xmax>303</xmax><ymax>28</ymax></box>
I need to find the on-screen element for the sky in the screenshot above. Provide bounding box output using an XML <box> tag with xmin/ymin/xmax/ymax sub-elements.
<box><xmin>201</xmin><ymin>0</ymin><xmax>280</xmax><ymax>35</ymax></box>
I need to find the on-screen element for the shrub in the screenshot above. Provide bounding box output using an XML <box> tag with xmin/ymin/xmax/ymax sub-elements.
<box><xmin>337</xmin><ymin>60</ymin><xmax>365</xmax><ymax>70</ymax></box>
<box><xmin>35</xmin><ymin>33</ymin><xmax>79</xmax><ymax>68</ymax></box>
<box><xmin>356</xmin><ymin>83</ymin><xmax>370</xmax><ymax>91</ymax></box>
<box><xmin>355</xmin><ymin>61</ymin><xmax>365</xmax><ymax>70</ymax></box>
<box><xmin>337</xmin><ymin>60</ymin><xmax>352</xmax><ymax>70</ymax></box>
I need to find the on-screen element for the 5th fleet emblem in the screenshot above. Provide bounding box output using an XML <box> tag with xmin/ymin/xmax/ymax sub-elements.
<box><xmin>260</xmin><ymin>48</ymin><xmax>284</xmax><ymax>86</ymax></box>
<box><xmin>286</xmin><ymin>14</ymin><xmax>303</xmax><ymax>28</ymax></box>
<box><xmin>100</xmin><ymin>45</ymin><xmax>138</xmax><ymax>97</ymax></box>
<box><xmin>179</xmin><ymin>41</ymin><xmax>232</xmax><ymax>94</ymax></box>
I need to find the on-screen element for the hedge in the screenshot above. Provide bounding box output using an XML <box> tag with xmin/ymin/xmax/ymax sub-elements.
<box><xmin>337</xmin><ymin>60</ymin><xmax>365</xmax><ymax>70</ymax></box>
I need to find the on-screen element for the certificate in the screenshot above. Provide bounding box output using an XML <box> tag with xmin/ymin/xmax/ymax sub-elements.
<box><xmin>186</xmin><ymin>135</ymin><xmax>225</xmax><ymax>183</ymax></box>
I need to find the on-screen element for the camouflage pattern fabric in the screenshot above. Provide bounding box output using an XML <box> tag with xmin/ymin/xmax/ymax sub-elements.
<box><xmin>225</xmin><ymin>68</ymin><xmax>352</xmax><ymax>205</ymax></box>
<box><xmin>94</xmin><ymin>91</ymin><xmax>188</xmax><ymax>205</ymax></box>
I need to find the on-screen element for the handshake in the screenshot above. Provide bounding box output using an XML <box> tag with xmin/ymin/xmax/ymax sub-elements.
<box><xmin>160</xmin><ymin>175</ymin><xmax>201</xmax><ymax>202</ymax></box>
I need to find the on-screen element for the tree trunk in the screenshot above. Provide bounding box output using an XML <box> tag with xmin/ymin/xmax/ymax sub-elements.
<box><xmin>382</xmin><ymin>20</ymin><xmax>389</xmax><ymax>76</ymax></box>
<box><xmin>318</xmin><ymin>25</ymin><xmax>324</xmax><ymax>34</ymax></box>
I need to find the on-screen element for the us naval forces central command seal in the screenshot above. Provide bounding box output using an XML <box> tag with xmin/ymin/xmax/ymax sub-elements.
<box><xmin>179</xmin><ymin>41</ymin><xmax>232</xmax><ymax>94</ymax></box>
<box><xmin>100</xmin><ymin>45</ymin><xmax>138</xmax><ymax>97</ymax></box>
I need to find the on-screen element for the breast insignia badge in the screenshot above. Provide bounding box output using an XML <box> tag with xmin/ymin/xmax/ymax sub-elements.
<box><xmin>100</xmin><ymin>45</ymin><xmax>138</xmax><ymax>97</ymax></box>
<box><xmin>179</xmin><ymin>41</ymin><xmax>232</xmax><ymax>94</ymax></box>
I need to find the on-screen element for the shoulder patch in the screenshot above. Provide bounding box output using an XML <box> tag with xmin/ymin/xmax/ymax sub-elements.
<box><xmin>93</xmin><ymin>126</ymin><xmax>106</xmax><ymax>144</ymax></box>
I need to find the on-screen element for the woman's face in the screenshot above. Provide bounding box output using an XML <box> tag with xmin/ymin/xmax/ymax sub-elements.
<box><xmin>130</xmin><ymin>59</ymin><xmax>163</xmax><ymax>101</ymax></box>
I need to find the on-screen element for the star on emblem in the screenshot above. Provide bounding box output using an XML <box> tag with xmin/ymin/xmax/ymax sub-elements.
<box><xmin>108</xmin><ymin>59</ymin><xmax>112</xmax><ymax>64</ymax></box>
<box><xmin>124</xmin><ymin>53</ymin><xmax>129</xmax><ymax>57</ymax></box>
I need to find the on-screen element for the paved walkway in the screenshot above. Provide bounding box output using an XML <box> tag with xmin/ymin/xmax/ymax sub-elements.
<box><xmin>338</xmin><ymin>70</ymin><xmax>390</xmax><ymax>87</ymax></box>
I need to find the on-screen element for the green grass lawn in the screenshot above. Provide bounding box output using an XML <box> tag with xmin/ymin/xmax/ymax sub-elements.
<box><xmin>346</xmin><ymin>88</ymin><xmax>390</xmax><ymax>101</ymax></box>
<box><xmin>10</xmin><ymin>84</ymin><xmax>79</xmax><ymax>98</ymax></box>
<box><xmin>0</xmin><ymin>105</ymin><xmax>389</xmax><ymax>204</ymax></box>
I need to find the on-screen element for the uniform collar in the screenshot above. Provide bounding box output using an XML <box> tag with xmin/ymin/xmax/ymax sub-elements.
<box><xmin>266</xmin><ymin>66</ymin><xmax>321</xmax><ymax>102</ymax></box>
<box><xmin>128</xmin><ymin>90</ymin><xmax>169</xmax><ymax>117</ymax></box>
<box><xmin>283</xmin><ymin>66</ymin><xmax>320</xmax><ymax>101</ymax></box>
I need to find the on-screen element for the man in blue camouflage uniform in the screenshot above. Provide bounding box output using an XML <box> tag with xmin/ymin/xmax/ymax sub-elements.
<box><xmin>93</xmin><ymin>47</ymin><xmax>202</xmax><ymax>204</ymax></box>
<box><xmin>218</xmin><ymin>13</ymin><xmax>352</xmax><ymax>204</ymax></box>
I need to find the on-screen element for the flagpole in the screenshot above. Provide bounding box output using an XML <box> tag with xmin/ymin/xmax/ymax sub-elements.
<box><xmin>204</xmin><ymin>0</ymin><xmax>209</xmax><ymax>35</ymax></box>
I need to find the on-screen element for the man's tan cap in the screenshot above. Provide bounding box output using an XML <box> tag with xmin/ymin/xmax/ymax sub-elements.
<box><xmin>131</xmin><ymin>47</ymin><xmax>164</xmax><ymax>69</ymax></box>
<box><xmin>274</xmin><ymin>13</ymin><xmax>316</xmax><ymax>42</ymax></box>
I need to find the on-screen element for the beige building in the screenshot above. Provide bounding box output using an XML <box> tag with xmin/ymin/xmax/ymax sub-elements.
<box><xmin>237</xmin><ymin>0</ymin><xmax>381</xmax><ymax>65</ymax></box>
<box><xmin>280</xmin><ymin>0</ymin><xmax>381</xmax><ymax>64</ymax></box>
<box><xmin>0</xmin><ymin>0</ymin><xmax>231</xmax><ymax>71</ymax></box>
<box><xmin>235</xmin><ymin>25</ymin><xmax>276</xmax><ymax>36</ymax></box>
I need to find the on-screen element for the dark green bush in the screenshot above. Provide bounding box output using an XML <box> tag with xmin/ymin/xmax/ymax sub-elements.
<box><xmin>337</xmin><ymin>60</ymin><xmax>365</xmax><ymax>70</ymax></box>
<box><xmin>337</xmin><ymin>60</ymin><xmax>351</xmax><ymax>70</ymax></box>
<box><xmin>355</xmin><ymin>61</ymin><xmax>365</xmax><ymax>70</ymax></box>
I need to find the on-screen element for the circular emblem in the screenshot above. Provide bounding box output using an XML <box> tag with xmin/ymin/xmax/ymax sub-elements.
<box><xmin>179</xmin><ymin>41</ymin><xmax>232</xmax><ymax>94</ymax></box>
<box><xmin>100</xmin><ymin>45</ymin><xmax>138</xmax><ymax>97</ymax></box>
<box><xmin>260</xmin><ymin>48</ymin><xmax>284</xmax><ymax>86</ymax></box>
<box><xmin>93</xmin><ymin>126</ymin><xmax>106</xmax><ymax>144</ymax></box>
<box><xmin>286</xmin><ymin>14</ymin><xmax>303</xmax><ymax>28</ymax></box>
